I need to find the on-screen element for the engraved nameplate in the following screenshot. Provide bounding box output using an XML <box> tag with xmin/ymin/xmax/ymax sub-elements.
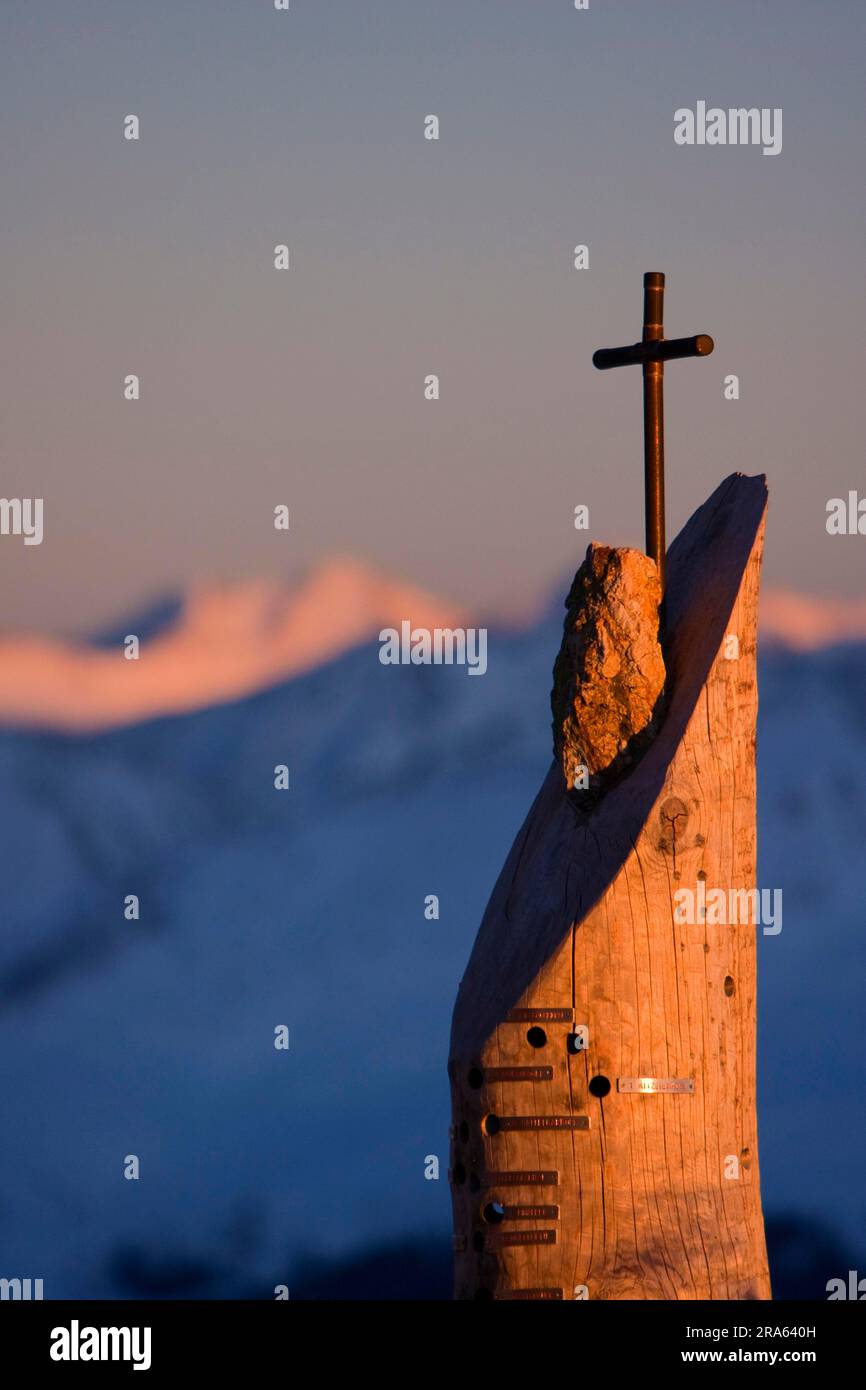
<box><xmin>497</xmin><ymin>1115</ymin><xmax>590</xmax><ymax>1131</ymax></box>
<box><xmin>498</xmin><ymin>1204</ymin><xmax>559</xmax><ymax>1220</ymax></box>
<box><xmin>481</xmin><ymin>1066</ymin><xmax>553</xmax><ymax>1082</ymax></box>
<box><xmin>505</xmin><ymin>1007</ymin><xmax>574</xmax><ymax>1023</ymax></box>
<box><xmin>617</xmin><ymin>1077</ymin><xmax>695</xmax><ymax>1094</ymax></box>
<box><xmin>488</xmin><ymin>1230</ymin><xmax>557</xmax><ymax>1248</ymax></box>
<box><xmin>481</xmin><ymin>1170</ymin><xmax>559</xmax><ymax>1187</ymax></box>
<box><xmin>495</xmin><ymin>1288</ymin><xmax>563</xmax><ymax>1300</ymax></box>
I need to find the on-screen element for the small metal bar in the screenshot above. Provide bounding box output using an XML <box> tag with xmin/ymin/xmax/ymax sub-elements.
<box><xmin>617</xmin><ymin>1077</ymin><xmax>695</xmax><ymax>1094</ymax></box>
<box><xmin>487</xmin><ymin>1230</ymin><xmax>557</xmax><ymax>1248</ymax></box>
<box><xmin>492</xmin><ymin>1115</ymin><xmax>590</xmax><ymax>1132</ymax></box>
<box><xmin>480</xmin><ymin>1170</ymin><xmax>559</xmax><ymax>1187</ymax></box>
<box><xmin>505</xmin><ymin>1007</ymin><xmax>574</xmax><ymax>1023</ymax></box>
<box><xmin>495</xmin><ymin>1288</ymin><xmax>563</xmax><ymax>1301</ymax></box>
<box><xmin>477</xmin><ymin>1066</ymin><xmax>554</xmax><ymax>1082</ymax></box>
<box><xmin>493</xmin><ymin>1204</ymin><xmax>560</xmax><ymax>1220</ymax></box>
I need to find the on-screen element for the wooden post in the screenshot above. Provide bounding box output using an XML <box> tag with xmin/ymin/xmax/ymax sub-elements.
<box><xmin>449</xmin><ymin>472</ymin><xmax>771</xmax><ymax>1300</ymax></box>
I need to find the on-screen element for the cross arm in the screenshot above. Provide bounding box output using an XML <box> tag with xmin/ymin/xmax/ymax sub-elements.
<box><xmin>592</xmin><ymin>334</ymin><xmax>714</xmax><ymax>371</ymax></box>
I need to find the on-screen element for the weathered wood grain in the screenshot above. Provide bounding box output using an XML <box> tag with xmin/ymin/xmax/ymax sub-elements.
<box><xmin>449</xmin><ymin>472</ymin><xmax>770</xmax><ymax>1300</ymax></box>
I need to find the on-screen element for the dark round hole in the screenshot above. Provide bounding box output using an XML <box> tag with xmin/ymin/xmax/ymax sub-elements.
<box><xmin>459</xmin><ymin>1121</ymin><xmax>470</xmax><ymax>1142</ymax></box>
<box><xmin>526</xmin><ymin>1026</ymin><xmax>547</xmax><ymax>1048</ymax></box>
<box><xmin>567</xmin><ymin>1032</ymin><xmax>585</xmax><ymax>1054</ymax></box>
<box><xmin>469</xmin><ymin>1171</ymin><xmax>481</xmax><ymax>1193</ymax></box>
<box><xmin>472</xmin><ymin>1231</ymin><xmax>485</xmax><ymax>1253</ymax></box>
<box><xmin>467</xmin><ymin>1067</ymin><xmax>484</xmax><ymax>1090</ymax></box>
<box><xmin>452</xmin><ymin>1163</ymin><xmax>466</xmax><ymax>1185</ymax></box>
<box><xmin>484</xmin><ymin>1113</ymin><xmax>500</xmax><ymax>1136</ymax></box>
<box><xmin>724</xmin><ymin>975</ymin><xmax>735</xmax><ymax>997</ymax></box>
<box><xmin>483</xmin><ymin>1202</ymin><xmax>506</xmax><ymax>1225</ymax></box>
<box><xmin>588</xmin><ymin>1074</ymin><xmax>611</xmax><ymax>1098</ymax></box>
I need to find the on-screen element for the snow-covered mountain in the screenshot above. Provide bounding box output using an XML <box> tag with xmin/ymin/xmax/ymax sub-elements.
<box><xmin>0</xmin><ymin>573</ymin><xmax>864</xmax><ymax>1298</ymax></box>
<box><xmin>0</xmin><ymin>558</ymin><xmax>466</xmax><ymax>732</ymax></box>
<box><xmin>2</xmin><ymin>558</ymin><xmax>866</xmax><ymax>732</ymax></box>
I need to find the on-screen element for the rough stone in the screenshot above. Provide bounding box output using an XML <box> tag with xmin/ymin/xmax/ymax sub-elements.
<box><xmin>551</xmin><ymin>544</ymin><xmax>666</xmax><ymax>791</ymax></box>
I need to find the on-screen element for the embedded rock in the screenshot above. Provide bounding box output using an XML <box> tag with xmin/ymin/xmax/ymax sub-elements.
<box><xmin>551</xmin><ymin>543</ymin><xmax>665</xmax><ymax>790</ymax></box>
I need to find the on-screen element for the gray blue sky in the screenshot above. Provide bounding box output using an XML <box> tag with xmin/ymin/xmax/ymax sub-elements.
<box><xmin>1</xmin><ymin>0</ymin><xmax>864</xmax><ymax>633</ymax></box>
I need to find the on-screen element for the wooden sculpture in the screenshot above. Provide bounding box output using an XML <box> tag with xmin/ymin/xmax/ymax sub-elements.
<box><xmin>449</xmin><ymin>273</ymin><xmax>771</xmax><ymax>1301</ymax></box>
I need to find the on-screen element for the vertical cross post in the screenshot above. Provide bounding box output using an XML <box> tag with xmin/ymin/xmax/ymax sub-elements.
<box><xmin>592</xmin><ymin>272</ymin><xmax>714</xmax><ymax>603</ymax></box>
<box><xmin>642</xmin><ymin>272</ymin><xmax>666</xmax><ymax>591</ymax></box>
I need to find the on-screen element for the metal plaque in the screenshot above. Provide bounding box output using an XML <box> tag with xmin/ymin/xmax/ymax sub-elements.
<box><xmin>505</xmin><ymin>1007</ymin><xmax>574</xmax><ymax>1023</ymax></box>
<box><xmin>617</xmin><ymin>1077</ymin><xmax>695</xmax><ymax>1094</ymax></box>
<box><xmin>481</xmin><ymin>1066</ymin><xmax>553</xmax><ymax>1082</ymax></box>
<box><xmin>488</xmin><ymin>1230</ymin><xmax>557</xmax><ymax>1248</ymax></box>
<box><xmin>497</xmin><ymin>1115</ymin><xmax>590</xmax><ymax>1131</ymax></box>
<box><xmin>481</xmin><ymin>1170</ymin><xmax>559</xmax><ymax>1187</ymax></box>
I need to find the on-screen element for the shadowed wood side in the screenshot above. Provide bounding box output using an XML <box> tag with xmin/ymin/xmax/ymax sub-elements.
<box><xmin>449</xmin><ymin>472</ymin><xmax>771</xmax><ymax>1300</ymax></box>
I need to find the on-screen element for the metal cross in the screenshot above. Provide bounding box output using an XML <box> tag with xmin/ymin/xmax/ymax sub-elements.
<box><xmin>592</xmin><ymin>272</ymin><xmax>714</xmax><ymax>596</ymax></box>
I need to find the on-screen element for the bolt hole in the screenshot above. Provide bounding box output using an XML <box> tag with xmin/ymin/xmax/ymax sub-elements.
<box><xmin>483</xmin><ymin>1201</ymin><xmax>506</xmax><ymax>1224</ymax></box>
<box><xmin>588</xmin><ymin>1074</ymin><xmax>611</xmax><ymax>1098</ymax></box>
<box><xmin>724</xmin><ymin>975</ymin><xmax>735</xmax><ymax>997</ymax></box>
<box><xmin>484</xmin><ymin>1113</ymin><xmax>501</xmax><ymax>1136</ymax></box>
<box><xmin>526</xmin><ymin>1026</ymin><xmax>547</xmax><ymax>1048</ymax></box>
<box><xmin>567</xmin><ymin>1032</ymin><xmax>585</xmax><ymax>1054</ymax></box>
<box><xmin>467</xmin><ymin>1067</ymin><xmax>484</xmax><ymax>1089</ymax></box>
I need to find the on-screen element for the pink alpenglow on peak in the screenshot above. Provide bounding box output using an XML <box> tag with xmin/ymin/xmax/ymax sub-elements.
<box><xmin>759</xmin><ymin>589</ymin><xmax>866</xmax><ymax>651</ymax></box>
<box><xmin>0</xmin><ymin>564</ymin><xmax>863</xmax><ymax>733</ymax></box>
<box><xmin>0</xmin><ymin>558</ymin><xmax>466</xmax><ymax>733</ymax></box>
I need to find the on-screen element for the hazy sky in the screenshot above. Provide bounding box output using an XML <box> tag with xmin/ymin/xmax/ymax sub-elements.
<box><xmin>1</xmin><ymin>0</ymin><xmax>864</xmax><ymax>634</ymax></box>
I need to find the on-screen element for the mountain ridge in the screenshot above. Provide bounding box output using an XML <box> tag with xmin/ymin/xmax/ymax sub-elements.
<box><xmin>1</xmin><ymin>556</ymin><xmax>864</xmax><ymax>732</ymax></box>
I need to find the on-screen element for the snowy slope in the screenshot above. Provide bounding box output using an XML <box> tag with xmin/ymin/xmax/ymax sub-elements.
<box><xmin>0</xmin><ymin>612</ymin><xmax>864</xmax><ymax>1297</ymax></box>
<box><xmin>0</xmin><ymin>559</ymin><xmax>466</xmax><ymax>731</ymax></box>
